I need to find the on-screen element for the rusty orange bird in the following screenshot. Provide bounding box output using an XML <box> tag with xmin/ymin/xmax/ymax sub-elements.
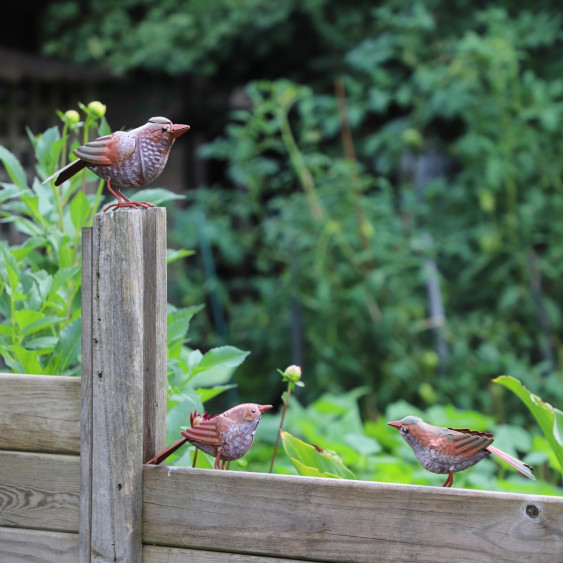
<box><xmin>44</xmin><ymin>116</ymin><xmax>190</xmax><ymax>211</ymax></box>
<box><xmin>388</xmin><ymin>415</ymin><xmax>535</xmax><ymax>487</ymax></box>
<box><xmin>146</xmin><ymin>404</ymin><xmax>273</xmax><ymax>469</ymax></box>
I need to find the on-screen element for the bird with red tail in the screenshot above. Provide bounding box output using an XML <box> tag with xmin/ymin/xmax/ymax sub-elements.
<box><xmin>387</xmin><ymin>415</ymin><xmax>535</xmax><ymax>487</ymax></box>
<box><xmin>145</xmin><ymin>403</ymin><xmax>272</xmax><ymax>469</ymax></box>
<box><xmin>43</xmin><ymin>116</ymin><xmax>190</xmax><ymax>211</ymax></box>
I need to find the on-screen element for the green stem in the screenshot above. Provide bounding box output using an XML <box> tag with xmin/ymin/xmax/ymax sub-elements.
<box><xmin>269</xmin><ymin>383</ymin><xmax>292</xmax><ymax>473</ymax></box>
<box><xmin>278</xmin><ymin>107</ymin><xmax>324</xmax><ymax>221</ymax></box>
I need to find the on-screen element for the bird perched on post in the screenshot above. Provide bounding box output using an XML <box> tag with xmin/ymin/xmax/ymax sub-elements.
<box><xmin>145</xmin><ymin>403</ymin><xmax>273</xmax><ymax>469</ymax></box>
<box><xmin>387</xmin><ymin>415</ymin><xmax>535</xmax><ymax>487</ymax></box>
<box><xmin>43</xmin><ymin>116</ymin><xmax>190</xmax><ymax>211</ymax></box>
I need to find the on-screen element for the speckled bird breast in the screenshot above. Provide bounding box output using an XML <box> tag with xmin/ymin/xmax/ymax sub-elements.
<box><xmin>414</xmin><ymin>445</ymin><xmax>491</xmax><ymax>474</ymax></box>
<box><xmin>89</xmin><ymin>133</ymin><xmax>174</xmax><ymax>189</ymax></box>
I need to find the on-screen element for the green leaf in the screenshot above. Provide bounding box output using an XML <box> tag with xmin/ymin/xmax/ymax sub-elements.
<box><xmin>11</xmin><ymin>345</ymin><xmax>43</xmax><ymax>374</ymax></box>
<box><xmin>281</xmin><ymin>431</ymin><xmax>356</xmax><ymax>479</ymax></box>
<box><xmin>167</xmin><ymin>248</ymin><xmax>195</xmax><ymax>264</ymax></box>
<box><xmin>45</xmin><ymin>318</ymin><xmax>81</xmax><ymax>374</ymax></box>
<box><xmin>493</xmin><ymin>375</ymin><xmax>563</xmax><ymax>475</ymax></box>
<box><xmin>50</xmin><ymin>265</ymin><xmax>81</xmax><ymax>300</ymax></box>
<box><xmin>130</xmin><ymin>188</ymin><xmax>186</xmax><ymax>205</ymax></box>
<box><xmin>0</xmin><ymin>183</ymin><xmax>26</xmax><ymax>204</ymax></box>
<box><xmin>14</xmin><ymin>310</ymin><xmax>44</xmax><ymax>331</ymax></box>
<box><xmin>0</xmin><ymin>145</ymin><xmax>28</xmax><ymax>190</ymax></box>
<box><xmin>189</xmin><ymin>345</ymin><xmax>250</xmax><ymax>386</ymax></box>
<box><xmin>0</xmin><ymin>241</ymin><xmax>20</xmax><ymax>290</ymax></box>
<box><xmin>25</xmin><ymin>336</ymin><xmax>58</xmax><ymax>351</ymax></box>
<box><xmin>21</xmin><ymin>315</ymin><xmax>61</xmax><ymax>337</ymax></box>
<box><xmin>196</xmin><ymin>384</ymin><xmax>237</xmax><ymax>402</ymax></box>
<box><xmin>69</xmin><ymin>190</ymin><xmax>91</xmax><ymax>230</ymax></box>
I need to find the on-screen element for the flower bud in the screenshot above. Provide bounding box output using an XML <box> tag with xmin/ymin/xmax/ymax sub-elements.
<box><xmin>283</xmin><ymin>365</ymin><xmax>302</xmax><ymax>383</ymax></box>
<box><xmin>87</xmin><ymin>101</ymin><xmax>106</xmax><ymax>118</ymax></box>
<box><xmin>63</xmin><ymin>110</ymin><xmax>80</xmax><ymax>125</ymax></box>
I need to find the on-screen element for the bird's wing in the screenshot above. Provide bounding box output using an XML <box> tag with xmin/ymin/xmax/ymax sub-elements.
<box><xmin>74</xmin><ymin>130</ymin><xmax>135</xmax><ymax>165</ymax></box>
<box><xmin>432</xmin><ymin>428</ymin><xmax>493</xmax><ymax>459</ymax></box>
<box><xmin>181</xmin><ymin>417</ymin><xmax>224</xmax><ymax>446</ymax></box>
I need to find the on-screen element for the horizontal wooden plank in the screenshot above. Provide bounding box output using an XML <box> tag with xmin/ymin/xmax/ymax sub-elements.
<box><xmin>0</xmin><ymin>526</ymin><xmax>78</xmax><ymax>563</ymax></box>
<box><xmin>0</xmin><ymin>373</ymin><xmax>80</xmax><ymax>454</ymax></box>
<box><xmin>143</xmin><ymin>545</ymin><xmax>302</xmax><ymax>562</ymax></box>
<box><xmin>0</xmin><ymin>451</ymin><xmax>79</xmax><ymax>532</ymax></box>
<box><xmin>143</xmin><ymin>467</ymin><xmax>563</xmax><ymax>562</ymax></box>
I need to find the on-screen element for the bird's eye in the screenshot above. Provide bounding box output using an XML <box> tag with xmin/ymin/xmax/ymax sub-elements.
<box><xmin>162</xmin><ymin>125</ymin><xmax>169</xmax><ymax>132</ymax></box>
<box><xmin>251</xmin><ymin>408</ymin><xmax>256</xmax><ymax>413</ymax></box>
<box><xmin>401</xmin><ymin>426</ymin><xmax>409</xmax><ymax>434</ymax></box>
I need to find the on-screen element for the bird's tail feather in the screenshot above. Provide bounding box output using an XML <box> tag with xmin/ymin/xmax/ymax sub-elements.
<box><xmin>43</xmin><ymin>159</ymin><xmax>86</xmax><ymax>186</ymax></box>
<box><xmin>487</xmin><ymin>445</ymin><xmax>536</xmax><ymax>481</ymax></box>
<box><xmin>144</xmin><ymin>437</ymin><xmax>188</xmax><ymax>465</ymax></box>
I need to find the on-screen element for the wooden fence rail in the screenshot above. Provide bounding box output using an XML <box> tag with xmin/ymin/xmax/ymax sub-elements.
<box><xmin>1</xmin><ymin>208</ymin><xmax>563</xmax><ymax>562</ymax></box>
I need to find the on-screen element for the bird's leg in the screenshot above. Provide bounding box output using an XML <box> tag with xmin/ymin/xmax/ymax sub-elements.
<box><xmin>103</xmin><ymin>179</ymin><xmax>156</xmax><ymax>211</ymax></box>
<box><xmin>214</xmin><ymin>452</ymin><xmax>221</xmax><ymax>470</ymax></box>
<box><xmin>192</xmin><ymin>449</ymin><xmax>198</xmax><ymax>468</ymax></box>
<box><xmin>115</xmin><ymin>187</ymin><xmax>156</xmax><ymax>209</ymax></box>
<box><xmin>221</xmin><ymin>460</ymin><xmax>227</xmax><ymax>470</ymax></box>
<box><xmin>442</xmin><ymin>470</ymin><xmax>454</xmax><ymax>487</ymax></box>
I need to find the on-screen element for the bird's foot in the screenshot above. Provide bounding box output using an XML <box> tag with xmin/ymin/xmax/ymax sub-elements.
<box><xmin>103</xmin><ymin>200</ymin><xmax>156</xmax><ymax>212</ymax></box>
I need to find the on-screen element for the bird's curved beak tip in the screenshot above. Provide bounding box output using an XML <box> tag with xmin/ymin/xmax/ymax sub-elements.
<box><xmin>387</xmin><ymin>420</ymin><xmax>401</xmax><ymax>429</ymax></box>
<box><xmin>259</xmin><ymin>405</ymin><xmax>273</xmax><ymax>413</ymax></box>
<box><xmin>172</xmin><ymin>124</ymin><xmax>190</xmax><ymax>138</ymax></box>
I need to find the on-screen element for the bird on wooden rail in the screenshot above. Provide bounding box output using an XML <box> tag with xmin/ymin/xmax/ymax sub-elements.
<box><xmin>43</xmin><ymin>116</ymin><xmax>190</xmax><ymax>212</ymax></box>
<box><xmin>387</xmin><ymin>415</ymin><xmax>535</xmax><ymax>487</ymax></box>
<box><xmin>145</xmin><ymin>403</ymin><xmax>273</xmax><ymax>469</ymax></box>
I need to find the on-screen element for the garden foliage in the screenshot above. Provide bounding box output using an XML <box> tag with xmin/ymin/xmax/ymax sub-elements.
<box><xmin>0</xmin><ymin>105</ymin><xmax>246</xmax><ymax>440</ymax></box>
<box><xmin>7</xmin><ymin>1</ymin><xmax>563</xmax><ymax>490</ymax></box>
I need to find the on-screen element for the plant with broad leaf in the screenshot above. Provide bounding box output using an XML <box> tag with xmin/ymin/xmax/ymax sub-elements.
<box><xmin>269</xmin><ymin>364</ymin><xmax>304</xmax><ymax>472</ymax></box>
<box><xmin>0</xmin><ymin>107</ymin><xmax>250</xmax><ymax>468</ymax></box>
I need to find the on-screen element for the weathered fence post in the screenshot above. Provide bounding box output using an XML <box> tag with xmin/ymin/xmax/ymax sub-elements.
<box><xmin>80</xmin><ymin>208</ymin><xmax>167</xmax><ymax>562</ymax></box>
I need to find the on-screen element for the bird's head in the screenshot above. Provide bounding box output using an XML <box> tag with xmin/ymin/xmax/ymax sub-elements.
<box><xmin>147</xmin><ymin>116</ymin><xmax>190</xmax><ymax>141</ymax></box>
<box><xmin>227</xmin><ymin>403</ymin><xmax>273</xmax><ymax>424</ymax></box>
<box><xmin>387</xmin><ymin>415</ymin><xmax>425</xmax><ymax>447</ymax></box>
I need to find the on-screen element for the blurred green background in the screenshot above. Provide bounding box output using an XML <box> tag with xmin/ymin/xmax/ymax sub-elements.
<box><xmin>1</xmin><ymin>0</ymin><xmax>562</xmax><ymax>492</ymax></box>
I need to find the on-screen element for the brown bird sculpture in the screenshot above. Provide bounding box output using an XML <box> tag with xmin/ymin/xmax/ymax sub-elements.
<box><xmin>388</xmin><ymin>415</ymin><xmax>535</xmax><ymax>487</ymax></box>
<box><xmin>145</xmin><ymin>404</ymin><xmax>273</xmax><ymax>469</ymax></box>
<box><xmin>43</xmin><ymin>116</ymin><xmax>190</xmax><ymax>211</ymax></box>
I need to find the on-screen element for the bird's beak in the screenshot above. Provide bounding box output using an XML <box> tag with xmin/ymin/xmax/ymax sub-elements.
<box><xmin>259</xmin><ymin>405</ymin><xmax>273</xmax><ymax>413</ymax></box>
<box><xmin>387</xmin><ymin>420</ymin><xmax>402</xmax><ymax>429</ymax></box>
<box><xmin>171</xmin><ymin>124</ymin><xmax>190</xmax><ymax>138</ymax></box>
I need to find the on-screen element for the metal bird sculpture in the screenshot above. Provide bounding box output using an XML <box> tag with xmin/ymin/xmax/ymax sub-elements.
<box><xmin>145</xmin><ymin>404</ymin><xmax>273</xmax><ymax>469</ymax></box>
<box><xmin>387</xmin><ymin>415</ymin><xmax>535</xmax><ymax>487</ymax></box>
<box><xmin>43</xmin><ymin>116</ymin><xmax>190</xmax><ymax>211</ymax></box>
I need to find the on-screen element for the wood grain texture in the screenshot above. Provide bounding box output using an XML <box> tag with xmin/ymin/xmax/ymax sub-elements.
<box><xmin>143</xmin><ymin>467</ymin><xmax>563</xmax><ymax>562</ymax></box>
<box><xmin>90</xmin><ymin>210</ymin><xmax>146</xmax><ymax>562</ymax></box>
<box><xmin>0</xmin><ymin>526</ymin><xmax>78</xmax><ymax>562</ymax></box>
<box><xmin>0</xmin><ymin>373</ymin><xmax>80</xmax><ymax>454</ymax></box>
<box><xmin>0</xmin><ymin>451</ymin><xmax>79</xmax><ymax>532</ymax></box>
<box><xmin>80</xmin><ymin>226</ymin><xmax>93</xmax><ymax>562</ymax></box>
<box><xmin>143</xmin><ymin>545</ymin><xmax>303</xmax><ymax>562</ymax></box>
<box><xmin>142</xmin><ymin>207</ymin><xmax>167</xmax><ymax>463</ymax></box>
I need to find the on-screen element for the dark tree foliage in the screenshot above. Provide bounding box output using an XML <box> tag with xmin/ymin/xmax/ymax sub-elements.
<box><xmin>43</xmin><ymin>1</ymin><xmax>563</xmax><ymax>417</ymax></box>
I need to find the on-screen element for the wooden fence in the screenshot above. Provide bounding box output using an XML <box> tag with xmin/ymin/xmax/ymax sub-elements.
<box><xmin>1</xmin><ymin>208</ymin><xmax>563</xmax><ymax>562</ymax></box>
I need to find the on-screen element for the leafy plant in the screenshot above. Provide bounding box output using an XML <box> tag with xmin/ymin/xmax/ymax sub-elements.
<box><xmin>165</xmin><ymin>5</ymin><xmax>563</xmax><ymax>421</ymax></box>
<box><xmin>281</xmin><ymin>431</ymin><xmax>356</xmax><ymax>479</ymax></box>
<box><xmin>245</xmin><ymin>387</ymin><xmax>563</xmax><ymax>494</ymax></box>
<box><xmin>0</xmin><ymin>103</ymin><xmax>109</xmax><ymax>375</ymax></box>
<box><xmin>270</xmin><ymin>364</ymin><xmax>304</xmax><ymax>472</ymax></box>
<box><xmin>494</xmin><ymin>375</ymin><xmax>563</xmax><ymax>478</ymax></box>
<box><xmin>0</xmin><ymin>107</ymin><xmax>250</xmax><ymax>467</ymax></box>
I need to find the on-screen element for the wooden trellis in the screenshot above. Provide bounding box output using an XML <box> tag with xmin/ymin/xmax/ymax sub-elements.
<box><xmin>1</xmin><ymin>208</ymin><xmax>562</xmax><ymax>562</ymax></box>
